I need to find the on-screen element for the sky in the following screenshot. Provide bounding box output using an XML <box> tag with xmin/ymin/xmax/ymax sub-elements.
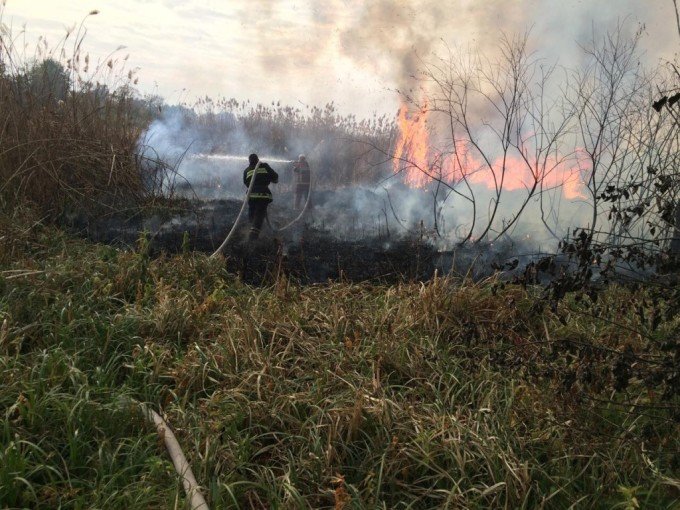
<box><xmin>2</xmin><ymin>0</ymin><xmax>678</xmax><ymax>117</ymax></box>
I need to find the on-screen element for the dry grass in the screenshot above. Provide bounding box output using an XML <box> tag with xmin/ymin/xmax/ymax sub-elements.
<box><xmin>0</xmin><ymin>9</ymin><xmax>161</xmax><ymax>218</ymax></box>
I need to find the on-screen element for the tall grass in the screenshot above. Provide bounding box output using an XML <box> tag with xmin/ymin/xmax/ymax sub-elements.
<box><xmin>0</xmin><ymin>9</ymin><xmax>394</xmax><ymax>223</ymax></box>
<box><xmin>165</xmin><ymin>97</ymin><xmax>396</xmax><ymax>188</ymax></box>
<box><xmin>0</xmin><ymin>9</ymin><xmax>160</xmax><ymax>218</ymax></box>
<box><xmin>1</xmin><ymin>219</ymin><xmax>677</xmax><ymax>508</ymax></box>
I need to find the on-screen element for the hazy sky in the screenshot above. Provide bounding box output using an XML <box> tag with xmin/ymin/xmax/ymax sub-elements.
<box><xmin>2</xmin><ymin>1</ymin><xmax>677</xmax><ymax>117</ymax></box>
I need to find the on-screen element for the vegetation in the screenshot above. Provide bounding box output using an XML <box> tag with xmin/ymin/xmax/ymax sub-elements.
<box><xmin>0</xmin><ymin>10</ymin><xmax>158</xmax><ymax>218</ymax></box>
<box><xmin>0</xmin><ymin>11</ymin><xmax>392</xmax><ymax>221</ymax></box>
<box><xmin>1</xmin><ymin>217</ymin><xmax>678</xmax><ymax>508</ymax></box>
<box><xmin>1</xmin><ymin>10</ymin><xmax>679</xmax><ymax>510</ymax></box>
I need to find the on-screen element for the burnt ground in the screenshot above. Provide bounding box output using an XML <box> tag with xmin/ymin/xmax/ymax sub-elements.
<box><xmin>64</xmin><ymin>195</ymin><xmax>547</xmax><ymax>285</ymax></box>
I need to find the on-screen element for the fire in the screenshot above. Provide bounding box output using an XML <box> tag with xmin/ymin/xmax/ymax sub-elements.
<box><xmin>392</xmin><ymin>101</ymin><xmax>589</xmax><ymax>199</ymax></box>
<box><xmin>464</xmin><ymin>153</ymin><xmax>589</xmax><ymax>200</ymax></box>
<box><xmin>393</xmin><ymin>102</ymin><xmax>432</xmax><ymax>188</ymax></box>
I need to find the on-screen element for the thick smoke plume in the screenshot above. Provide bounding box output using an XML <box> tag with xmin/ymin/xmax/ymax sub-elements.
<box><xmin>332</xmin><ymin>0</ymin><xmax>674</xmax><ymax>106</ymax></box>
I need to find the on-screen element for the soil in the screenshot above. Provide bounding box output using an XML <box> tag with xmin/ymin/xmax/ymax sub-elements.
<box><xmin>65</xmin><ymin>198</ymin><xmax>448</xmax><ymax>284</ymax></box>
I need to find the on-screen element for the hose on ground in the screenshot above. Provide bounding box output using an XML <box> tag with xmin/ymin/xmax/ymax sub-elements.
<box><xmin>265</xmin><ymin>173</ymin><xmax>313</xmax><ymax>233</ymax></box>
<box><xmin>137</xmin><ymin>402</ymin><xmax>209</xmax><ymax>510</ymax></box>
<box><xmin>266</xmin><ymin>140</ymin><xmax>323</xmax><ymax>234</ymax></box>
<box><xmin>209</xmin><ymin>161</ymin><xmax>260</xmax><ymax>258</ymax></box>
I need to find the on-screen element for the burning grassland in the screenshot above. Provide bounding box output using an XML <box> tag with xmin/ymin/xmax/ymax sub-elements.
<box><xmin>1</xmin><ymin>6</ymin><xmax>678</xmax><ymax>509</ymax></box>
<box><xmin>65</xmin><ymin>188</ymin><xmax>564</xmax><ymax>287</ymax></box>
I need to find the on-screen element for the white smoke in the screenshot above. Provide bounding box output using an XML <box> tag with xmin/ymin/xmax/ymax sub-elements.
<box><xmin>138</xmin><ymin>102</ymin><xmax>595</xmax><ymax>255</ymax></box>
<box><xmin>138</xmin><ymin>108</ymin><xmax>285</xmax><ymax>198</ymax></box>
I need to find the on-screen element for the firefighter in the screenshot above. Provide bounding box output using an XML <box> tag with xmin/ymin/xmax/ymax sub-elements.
<box><xmin>243</xmin><ymin>153</ymin><xmax>278</xmax><ymax>241</ymax></box>
<box><xmin>293</xmin><ymin>154</ymin><xmax>311</xmax><ymax>210</ymax></box>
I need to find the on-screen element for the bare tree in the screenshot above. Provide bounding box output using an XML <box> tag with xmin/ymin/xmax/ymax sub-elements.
<box><xmin>567</xmin><ymin>23</ymin><xmax>679</xmax><ymax>262</ymax></box>
<box><xmin>565</xmin><ymin>26</ymin><xmax>647</xmax><ymax>235</ymax></box>
<box><xmin>401</xmin><ymin>33</ymin><xmax>575</xmax><ymax>245</ymax></box>
<box><xmin>377</xmin><ymin>23</ymin><xmax>677</xmax><ymax>256</ymax></box>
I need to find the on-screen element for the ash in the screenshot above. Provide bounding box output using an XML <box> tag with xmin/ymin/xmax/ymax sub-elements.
<box><xmin>65</xmin><ymin>194</ymin><xmax>548</xmax><ymax>285</ymax></box>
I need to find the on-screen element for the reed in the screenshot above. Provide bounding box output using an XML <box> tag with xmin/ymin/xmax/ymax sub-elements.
<box><xmin>0</xmin><ymin>9</ymin><xmax>164</xmax><ymax>218</ymax></box>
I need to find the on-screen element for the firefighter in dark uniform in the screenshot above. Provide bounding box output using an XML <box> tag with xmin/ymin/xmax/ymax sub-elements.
<box><xmin>293</xmin><ymin>154</ymin><xmax>311</xmax><ymax>210</ymax></box>
<box><xmin>243</xmin><ymin>153</ymin><xmax>278</xmax><ymax>241</ymax></box>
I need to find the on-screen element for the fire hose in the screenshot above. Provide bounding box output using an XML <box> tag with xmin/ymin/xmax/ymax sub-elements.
<box><xmin>265</xmin><ymin>142</ymin><xmax>323</xmax><ymax>233</ymax></box>
<box><xmin>265</xmin><ymin>170</ymin><xmax>313</xmax><ymax>234</ymax></box>
<box><xmin>210</xmin><ymin>144</ymin><xmax>322</xmax><ymax>257</ymax></box>
<box><xmin>133</xmin><ymin>400</ymin><xmax>209</xmax><ymax>509</ymax></box>
<box><xmin>209</xmin><ymin>161</ymin><xmax>261</xmax><ymax>258</ymax></box>
<box><xmin>149</xmin><ymin>148</ymin><xmax>317</xmax><ymax>503</ymax></box>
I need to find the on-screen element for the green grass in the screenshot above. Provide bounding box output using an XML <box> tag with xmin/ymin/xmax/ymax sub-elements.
<box><xmin>0</xmin><ymin>218</ymin><xmax>678</xmax><ymax>509</ymax></box>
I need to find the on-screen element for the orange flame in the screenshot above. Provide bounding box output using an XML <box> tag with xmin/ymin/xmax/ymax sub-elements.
<box><xmin>464</xmin><ymin>153</ymin><xmax>589</xmax><ymax>200</ymax></box>
<box><xmin>393</xmin><ymin>101</ymin><xmax>588</xmax><ymax>199</ymax></box>
<box><xmin>393</xmin><ymin>102</ymin><xmax>431</xmax><ymax>188</ymax></box>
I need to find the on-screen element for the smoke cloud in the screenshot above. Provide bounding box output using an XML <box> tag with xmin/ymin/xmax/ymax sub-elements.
<box><xmin>134</xmin><ymin>0</ymin><xmax>674</xmax><ymax>257</ymax></box>
<box><xmin>141</xmin><ymin>106</ymin><xmax>587</xmax><ymax>253</ymax></box>
<box><xmin>333</xmin><ymin>0</ymin><xmax>675</xmax><ymax>105</ymax></box>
